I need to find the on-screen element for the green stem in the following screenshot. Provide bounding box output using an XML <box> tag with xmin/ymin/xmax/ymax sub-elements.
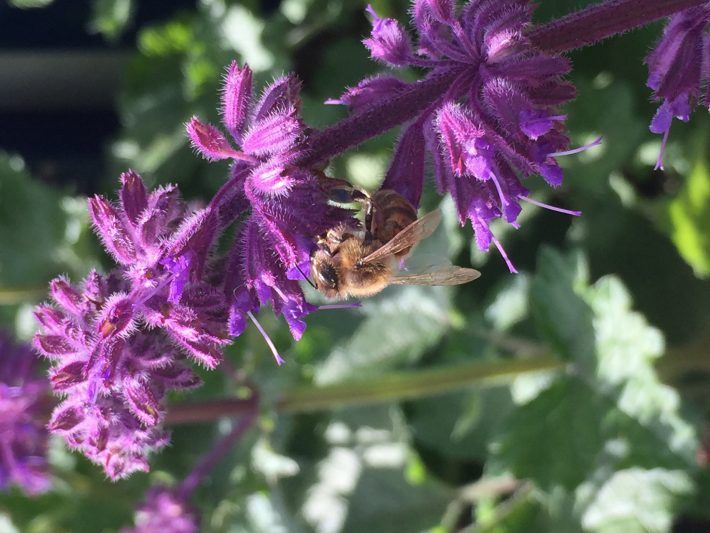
<box><xmin>167</xmin><ymin>356</ymin><xmax>564</xmax><ymax>423</ymax></box>
<box><xmin>0</xmin><ymin>286</ymin><xmax>47</xmax><ymax>305</ymax></box>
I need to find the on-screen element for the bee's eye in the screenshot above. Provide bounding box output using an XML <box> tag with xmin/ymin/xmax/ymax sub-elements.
<box><xmin>317</xmin><ymin>264</ymin><xmax>338</xmax><ymax>288</ymax></box>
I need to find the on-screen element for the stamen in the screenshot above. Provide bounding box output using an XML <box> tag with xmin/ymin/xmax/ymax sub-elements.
<box><xmin>489</xmin><ymin>173</ymin><xmax>510</xmax><ymax>215</ymax></box>
<box><xmin>520</xmin><ymin>195</ymin><xmax>581</xmax><ymax>217</ymax></box>
<box><xmin>655</xmin><ymin>127</ymin><xmax>671</xmax><ymax>171</ymax></box>
<box><xmin>247</xmin><ymin>311</ymin><xmax>284</xmax><ymax>366</ymax></box>
<box><xmin>549</xmin><ymin>135</ymin><xmax>602</xmax><ymax>157</ymax></box>
<box><xmin>318</xmin><ymin>302</ymin><xmax>362</xmax><ymax>310</ymax></box>
<box><xmin>491</xmin><ymin>235</ymin><xmax>518</xmax><ymax>274</ymax></box>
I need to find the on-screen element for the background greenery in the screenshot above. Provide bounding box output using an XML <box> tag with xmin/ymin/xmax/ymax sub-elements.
<box><xmin>1</xmin><ymin>0</ymin><xmax>709</xmax><ymax>531</ymax></box>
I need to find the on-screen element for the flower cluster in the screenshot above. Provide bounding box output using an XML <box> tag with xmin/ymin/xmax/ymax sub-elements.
<box><xmin>330</xmin><ymin>0</ymin><xmax>590</xmax><ymax>271</ymax></box>
<box><xmin>32</xmin><ymin>173</ymin><xmax>232</xmax><ymax>480</ymax></box>
<box><xmin>87</xmin><ymin>171</ymin><xmax>228</xmax><ymax>369</ymax></box>
<box><xmin>646</xmin><ymin>4</ymin><xmax>710</xmax><ymax>170</ymax></box>
<box><xmin>0</xmin><ymin>331</ymin><xmax>50</xmax><ymax>495</ymax></box>
<box><xmin>34</xmin><ymin>270</ymin><xmax>202</xmax><ymax>480</ymax></box>
<box><xmin>123</xmin><ymin>487</ymin><xmax>198</xmax><ymax>533</ymax></box>
<box><xmin>187</xmin><ymin>62</ymin><xmax>352</xmax><ymax>362</ymax></box>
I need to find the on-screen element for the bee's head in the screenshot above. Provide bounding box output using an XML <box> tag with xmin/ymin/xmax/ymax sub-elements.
<box><xmin>311</xmin><ymin>249</ymin><xmax>341</xmax><ymax>299</ymax></box>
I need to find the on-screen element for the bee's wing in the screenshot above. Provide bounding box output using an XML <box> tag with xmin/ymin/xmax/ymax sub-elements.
<box><xmin>361</xmin><ymin>209</ymin><xmax>442</xmax><ymax>264</ymax></box>
<box><xmin>390</xmin><ymin>264</ymin><xmax>481</xmax><ymax>286</ymax></box>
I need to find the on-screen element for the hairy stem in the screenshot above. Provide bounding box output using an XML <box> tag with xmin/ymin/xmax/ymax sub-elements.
<box><xmin>296</xmin><ymin>67</ymin><xmax>463</xmax><ymax>166</ymax></box>
<box><xmin>528</xmin><ymin>0</ymin><xmax>707</xmax><ymax>53</ymax></box>
<box><xmin>167</xmin><ymin>356</ymin><xmax>563</xmax><ymax>423</ymax></box>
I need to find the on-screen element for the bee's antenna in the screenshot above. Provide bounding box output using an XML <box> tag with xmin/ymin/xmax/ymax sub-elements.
<box><xmin>296</xmin><ymin>264</ymin><xmax>317</xmax><ymax>290</ymax></box>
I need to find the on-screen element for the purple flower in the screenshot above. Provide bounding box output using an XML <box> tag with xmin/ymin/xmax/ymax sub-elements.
<box><xmin>188</xmin><ymin>61</ymin><xmax>352</xmax><ymax>363</ymax></box>
<box><xmin>331</xmin><ymin>1</ymin><xmax>592</xmax><ymax>271</ymax></box>
<box><xmin>0</xmin><ymin>331</ymin><xmax>51</xmax><ymax>495</ymax></box>
<box><xmin>87</xmin><ymin>171</ymin><xmax>228</xmax><ymax>369</ymax></box>
<box><xmin>646</xmin><ymin>5</ymin><xmax>710</xmax><ymax>170</ymax></box>
<box><xmin>34</xmin><ymin>270</ymin><xmax>202</xmax><ymax>480</ymax></box>
<box><xmin>123</xmin><ymin>487</ymin><xmax>199</xmax><ymax>533</ymax></box>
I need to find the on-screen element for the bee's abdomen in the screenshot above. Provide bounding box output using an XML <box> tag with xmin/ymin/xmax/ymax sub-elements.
<box><xmin>370</xmin><ymin>189</ymin><xmax>417</xmax><ymax>255</ymax></box>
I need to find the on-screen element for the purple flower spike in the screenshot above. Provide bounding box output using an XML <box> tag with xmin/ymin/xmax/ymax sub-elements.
<box><xmin>0</xmin><ymin>331</ymin><xmax>51</xmax><ymax>496</ymax></box>
<box><xmin>645</xmin><ymin>5</ymin><xmax>710</xmax><ymax>170</ymax></box>
<box><xmin>331</xmin><ymin>0</ymin><xmax>587</xmax><ymax>271</ymax></box>
<box><xmin>123</xmin><ymin>487</ymin><xmax>199</xmax><ymax>533</ymax></box>
<box><xmin>35</xmin><ymin>270</ymin><xmax>202</xmax><ymax>480</ymax></box>
<box><xmin>191</xmin><ymin>61</ymin><xmax>353</xmax><ymax>362</ymax></box>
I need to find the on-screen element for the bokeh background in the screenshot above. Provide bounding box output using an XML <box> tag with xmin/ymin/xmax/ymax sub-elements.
<box><xmin>1</xmin><ymin>0</ymin><xmax>709</xmax><ymax>531</ymax></box>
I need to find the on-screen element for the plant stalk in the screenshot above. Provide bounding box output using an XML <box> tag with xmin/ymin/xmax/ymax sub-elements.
<box><xmin>527</xmin><ymin>0</ymin><xmax>707</xmax><ymax>53</ymax></box>
<box><xmin>167</xmin><ymin>355</ymin><xmax>564</xmax><ymax>423</ymax></box>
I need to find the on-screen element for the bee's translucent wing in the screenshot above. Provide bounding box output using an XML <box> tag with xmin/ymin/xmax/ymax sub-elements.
<box><xmin>361</xmin><ymin>209</ymin><xmax>442</xmax><ymax>264</ymax></box>
<box><xmin>390</xmin><ymin>265</ymin><xmax>481</xmax><ymax>286</ymax></box>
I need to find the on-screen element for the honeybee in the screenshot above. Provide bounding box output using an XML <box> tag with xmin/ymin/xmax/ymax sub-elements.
<box><xmin>310</xmin><ymin>187</ymin><xmax>480</xmax><ymax>299</ymax></box>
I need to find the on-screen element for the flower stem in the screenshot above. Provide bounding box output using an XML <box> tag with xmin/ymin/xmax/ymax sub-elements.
<box><xmin>167</xmin><ymin>355</ymin><xmax>563</xmax><ymax>423</ymax></box>
<box><xmin>297</xmin><ymin>67</ymin><xmax>463</xmax><ymax>166</ymax></box>
<box><xmin>177</xmin><ymin>409</ymin><xmax>257</xmax><ymax>499</ymax></box>
<box><xmin>527</xmin><ymin>0</ymin><xmax>707</xmax><ymax>53</ymax></box>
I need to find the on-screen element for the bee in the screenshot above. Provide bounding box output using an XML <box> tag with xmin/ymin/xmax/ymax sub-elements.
<box><xmin>310</xmin><ymin>187</ymin><xmax>480</xmax><ymax>299</ymax></box>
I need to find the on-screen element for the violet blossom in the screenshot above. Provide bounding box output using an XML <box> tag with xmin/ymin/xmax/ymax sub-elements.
<box><xmin>329</xmin><ymin>0</ymin><xmax>598</xmax><ymax>271</ymax></box>
<box><xmin>187</xmin><ymin>62</ymin><xmax>352</xmax><ymax>364</ymax></box>
<box><xmin>33</xmin><ymin>270</ymin><xmax>202</xmax><ymax>480</ymax></box>
<box><xmin>646</xmin><ymin>4</ymin><xmax>710</xmax><ymax>170</ymax></box>
<box><xmin>123</xmin><ymin>487</ymin><xmax>199</xmax><ymax>533</ymax></box>
<box><xmin>0</xmin><ymin>331</ymin><xmax>51</xmax><ymax>495</ymax></box>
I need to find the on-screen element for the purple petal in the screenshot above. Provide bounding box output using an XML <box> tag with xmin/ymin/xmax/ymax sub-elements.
<box><xmin>48</xmin><ymin>403</ymin><xmax>83</xmax><ymax>432</ymax></box>
<box><xmin>97</xmin><ymin>295</ymin><xmax>135</xmax><ymax>338</ymax></box>
<box><xmin>221</xmin><ymin>61</ymin><xmax>253</xmax><ymax>142</ymax></box>
<box><xmin>519</xmin><ymin>109</ymin><xmax>566</xmax><ymax>140</ymax></box>
<box><xmin>252</xmin><ymin>74</ymin><xmax>302</xmax><ymax>122</ymax></box>
<box><xmin>120</xmin><ymin>170</ymin><xmax>148</xmax><ymax>226</ymax></box>
<box><xmin>382</xmin><ymin>121</ymin><xmax>426</xmax><ymax>207</ymax></box>
<box><xmin>326</xmin><ymin>75</ymin><xmax>409</xmax><ymax>114</ymax></box>
<box><xmin>50</xmin><ymin>276</ymin><xmax>84</xmax><ymax>315</ymax></box>
<box><xmin>248</xmin><ymin>162</ymin><xmax>295</xmax><ymax>196</ymax></box>
<box><xmin>124</xmin><ymin>380</ymin><xmax>163</xmax><ymax>427</ymax></box>
<box><xmin>88</xmin><ymin>195</ymin><xmax>137</xmax><ymax>265</ymax></box>
<box><xmin>185</xmin><ymin>117</ymin><xmax>237</xmax><ymax>161</ymax></box>
<box><xmin>165</xmin><ymin>209</ymin><xmax>217</xmax><ymax>279</ymax></box>
<box><xmin>422</xmin><ymin>0</ymin><xmax>455</xmax><ymax>23</ymax></box>
<box><xmin>49</xmin><ymin>360</ymin><xmax>85</xmax><ymax>391</ymax></box>
<box><xmin>539</xmin><ymin>161</ymin><xmax>564</xmax><ymax>187</ymax></box>
<box><xmin>161</xmin><ymin>253</ymin><xmax>193</xmax><ymax>304</ymax></box>
<box><xmin>241</xmin><ymin>107</ymin><xmax>302</xmax><ymax>156</ymax></box>
<box><xmin>363</xmin><ymin>5</ymin><xmax>414</xmax><ymax>67</ymax></box>
<box><xmin>650</xmin><ymin>101</ymin><xmax>673</xmax><ymax>134</ymax></box>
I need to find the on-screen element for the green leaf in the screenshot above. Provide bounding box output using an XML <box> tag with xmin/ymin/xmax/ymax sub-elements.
<box><xmin>580</xmin><ymin>468</ymin><xmax>692</xmax><ymax>533</ymax></box>
<box><xmin>0</xmin><ymin>154</ymin><xmax>67</xmax><ymax>287</ymax></box>
<box><xmin>89</xmin><ymin>0</ymin><xmax>134</xmax><ymax>42</ymax></box>
<box><xmin>9</xmin><ymin>0</ymin><xmax>53</xmax><ymax>8</ymax></box>
<box><xmin>665</xmin><ymin>149</ymin><xmax>710</xmax><ymax>278</ymax></box>
<box><xmin>530</xmin><ymin>247</ymin><xmax>595</xmax><ymax>370</ymax></box>
<box><xmin>493</xmin><ymin>248</ymin><xmax>698</xmax><ymax>530</ymax></box>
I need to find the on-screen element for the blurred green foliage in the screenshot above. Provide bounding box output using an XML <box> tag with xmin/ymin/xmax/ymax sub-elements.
<box><xmin>1</xmin><ymin>0</ymin><xmax>709</xmax><ymax>531</ymax></box>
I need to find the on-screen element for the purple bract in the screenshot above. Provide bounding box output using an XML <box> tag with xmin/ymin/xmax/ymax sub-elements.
<box><xmin>646</xmin><ymin>4</ymin><xmax>710</xmax><ymax>170</ymax></box>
